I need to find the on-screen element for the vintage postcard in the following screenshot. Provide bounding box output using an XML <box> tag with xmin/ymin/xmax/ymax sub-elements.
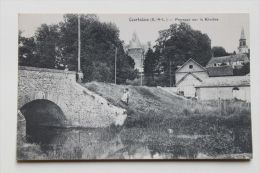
<box><xmin>17</xmin><ymin>13</ymin><xmax>252</xmax><ymax>160</ymax></box>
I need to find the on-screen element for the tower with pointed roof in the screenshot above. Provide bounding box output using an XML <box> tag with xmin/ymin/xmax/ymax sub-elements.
<box><xmin>127</xmin><ymin>32</ymin><xmax>144</xmax><ymax>73</ymax></box>
<box><xmin>238</xmin><ymin>27</ymin><xmax>249</xmax><ymax>54</ymax></box>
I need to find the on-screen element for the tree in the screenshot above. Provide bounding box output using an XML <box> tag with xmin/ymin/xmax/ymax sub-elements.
<box><xmin>116</xmin><ymin>54</ymin><xmax>138</xmax><ymax>84</ymax></box>
<box><xmin>154</xmin><ymin>22</ymin><xmax>212</xmax><ymax>86</ymax></box>
<box><xmin>59</xmin><ymin>14</ymin><xmax>99</xmax><ymax>71</ymax></box>
<box><xmin>212</xmin><ymin>46</ymin><xmax>229</xmax><ymax>57</ymax></box>
<box><xmin>72</xmin><ymin>15</ymin><xmax>136</xmax><ymax>83</ymax></box>
<box><xmin>143</xmin><ymin>48</ymin><xmax>158</xmax><ymax>85</ymax></box>
<box><xmin>18</xmin><ymin>14</ymin><xmax>137</xmax><ymax>84</ymax></box>
<box><xmin>144</xmin><ymin>48</ymin><xmax>155</xmax><ymax>77</ymax></box>
<box><xmin>233</xmin><ymin>62</ymin><xmax>250</xmax><ymax>76</ymax></box>
<box><xmin>153</xmin><ymin>47</ymin><xmax>162</xmax><ymax>74</ymax></box>
<box><xmin>18</xmin><ymin>31</ymin><xmax>36</xmax><ymax>66</ymax></box>
<box><xmin>33</xmin><ymin>24</ymin><xmax>60</xmax><ymax>68</ymax></box>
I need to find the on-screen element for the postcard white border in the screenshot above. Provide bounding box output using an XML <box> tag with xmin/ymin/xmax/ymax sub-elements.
<box><xmin>0</xmin><ymin>0</ymin><xmax>260</xmax><ymax>173</ymax></box>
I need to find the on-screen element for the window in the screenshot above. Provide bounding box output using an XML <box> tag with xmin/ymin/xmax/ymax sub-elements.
<box><xmin>232</xmin><ymin>87</ymin><xmax>239</xmax><ymax>99</ymax></box>
<box><xmin>179</xmin><ymin>91</ymin><xmax>184</xmax><ymax>96</ymax></box>
<box><xmin>189</xmin><ymin>65</ymin><xmax>193</xmax><ymax>69</ymax></box>
<box><xmin>232</xmin><ymin>87</ymin><xmax>239</xmax><ymax>91</ymax></box>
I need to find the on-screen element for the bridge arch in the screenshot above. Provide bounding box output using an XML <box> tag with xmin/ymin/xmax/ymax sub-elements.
<box><xmin>20</xmin><ymin>99</ymin><xmax>66</xmax><ymax>127</ymax></box>
<box><xmin>20</xmin><ymin>99</ymin><xmax>66</xmax><ymax>144</ymax></box>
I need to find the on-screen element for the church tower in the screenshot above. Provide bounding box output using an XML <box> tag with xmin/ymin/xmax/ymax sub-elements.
<box><xmin>238</xmin><ymin>27</ymin><xmax>249</xmax><ymax>54</ymax></box>
<box><xmin>127</xmin><ymin>32</ymin><xmax>144</xmax><ymax>73</ymax></box>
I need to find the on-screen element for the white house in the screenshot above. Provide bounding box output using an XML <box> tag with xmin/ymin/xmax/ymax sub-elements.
<box><xmin>174</xmin><ymin>28</ymin><xmax>250</xmax><ymax>100</ymax></box>
<box><xmin>195</xmin><ymin>75</ymin><xmax>250</xmax><ymax>102</ymax></box>
<box><xmin>175</xmin><ymin>58</ymin><xmax>208</xmax><ymax>97</ymax></box>
<box><xmin>194</xmin><ymin>28</ymin><xmax>251</xmax><ymax>102</ymax></box>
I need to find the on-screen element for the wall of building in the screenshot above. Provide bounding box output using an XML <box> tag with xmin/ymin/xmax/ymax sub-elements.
<box><xmin>176</xmin><ymin>74</ymin><xmax>202</xmax><ymax>97</ymax></box>
<box><xmin>18</xmin><ymin>66</ymin><xmax>127</xmax><ymax>128</ymax></box>
<box><xmin>196</xmin><ymin>86</ymin><xmax>250</xmax><ymax>102</ymax></box>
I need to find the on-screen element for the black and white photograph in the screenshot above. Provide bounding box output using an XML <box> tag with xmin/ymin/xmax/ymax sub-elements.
<box><xmin>17</xmin><ymin>13</ymin><xmax>252</xmax><ymax>160</ymax></box>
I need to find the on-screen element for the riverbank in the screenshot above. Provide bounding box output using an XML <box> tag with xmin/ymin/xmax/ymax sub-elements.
<box><xmin>84</xmin><ymin>82</ymin><xmax>252</xmax><ymax>159</ymax></box>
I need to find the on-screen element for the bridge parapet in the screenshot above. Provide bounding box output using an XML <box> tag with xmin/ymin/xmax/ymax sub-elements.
<box><xmin>19</xmin><ymin>66</ymin><xmax>76</xmax><ymax>74</ymax></box>
<box><xmin>19</xmin><ymin>66</ymin><xmax>76</xmax><ymax>81</ymax></box>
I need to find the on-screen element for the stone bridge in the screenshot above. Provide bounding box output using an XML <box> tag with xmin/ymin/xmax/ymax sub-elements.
<box><xmin>18</xmin><ymin>66</ymin><xmax>127</xmax><ymax>128</ymax></box>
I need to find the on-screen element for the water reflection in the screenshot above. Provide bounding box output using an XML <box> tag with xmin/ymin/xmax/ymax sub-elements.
<box><xmin>26</xmin><ymin>126</ymin><xmax>199</xmax><ymax>160</ymax></box>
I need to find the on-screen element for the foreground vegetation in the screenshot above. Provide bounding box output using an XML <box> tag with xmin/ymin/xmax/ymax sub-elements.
<box><xmin>85</xmin><ymin>82</ymin><xmax>252</xmax><ymax>159</ymax></box>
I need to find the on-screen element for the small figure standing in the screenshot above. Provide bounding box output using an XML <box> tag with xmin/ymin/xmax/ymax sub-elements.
<box><xmin>64</xmin><ymin>65</ymin><xmax>69</xmax><ymax>71</ymax></box>
<box><xmin>121</xmin><ymin>88</ymin><xmax>130</xmax><ymax>105</ymax></box>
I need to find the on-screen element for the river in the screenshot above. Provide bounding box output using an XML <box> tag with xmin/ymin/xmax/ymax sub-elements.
<box><xmin>24</xmin><ymin>126</ymin><xmax>200</xmax><ymax>160</ymax></box>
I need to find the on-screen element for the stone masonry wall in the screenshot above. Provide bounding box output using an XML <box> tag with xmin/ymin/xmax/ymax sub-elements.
<box><xmin>18</xmin><ymin>66</ymin><xmax>127</xmax><ymax>128</ymax></box>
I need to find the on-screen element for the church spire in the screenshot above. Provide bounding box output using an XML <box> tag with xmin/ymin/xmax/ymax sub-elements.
<box><xmin>238</xmin><ymin>27</ymin><xmax>248</xmax><ymax>54</ymax></box>
<box><xmin>240</xmin><ymin>27</ymin><xmax>246</xmax><ymax>40</ymax></box>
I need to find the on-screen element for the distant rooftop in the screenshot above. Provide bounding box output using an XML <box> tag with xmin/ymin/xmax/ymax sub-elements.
<box><xmin>207</xmin><ymin>53</ymin><xmax>249</xmax><ymax>66</ymax></box>
<box><xmin>196</xmin><ymin>75</ymin><xmax>250</xmax><ymax>88</ymax></box>
<box><xmin>207</xmin><ymin>66</ymin><xmax>234</xmax><ymax>77</ymax></box>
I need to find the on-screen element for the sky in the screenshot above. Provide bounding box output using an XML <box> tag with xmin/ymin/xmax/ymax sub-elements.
<box><xmin>19</xmin><ymin>13</ymin><xmax>249</xmax><ymax>53</ymax></box>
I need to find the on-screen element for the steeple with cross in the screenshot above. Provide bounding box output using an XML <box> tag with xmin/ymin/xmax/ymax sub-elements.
<box><xmin>238</xmin><ymin>27</ymin><xmax>249</xmax><ymax>54</ymax></box>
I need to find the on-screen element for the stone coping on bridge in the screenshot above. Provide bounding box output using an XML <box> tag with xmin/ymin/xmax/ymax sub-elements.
<box><xmin>19</xmin><ymin>66</ymin><xmax>76</xmax><ymax>74</ymax></box>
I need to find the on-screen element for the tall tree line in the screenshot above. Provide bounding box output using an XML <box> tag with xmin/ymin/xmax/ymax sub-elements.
<box><xmin>19</xmin><ymin>14</ymin><xmax>137</xmax><ymax>84</ymax></box>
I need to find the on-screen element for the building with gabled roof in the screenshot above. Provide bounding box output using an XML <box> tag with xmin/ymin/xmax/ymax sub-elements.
<box><xmin>175</xmin><ymin>58</ymin><xmax>209</xmax><ymax>97</ymax></box>
<box><xmin>175</xmin><ymin>57</ymin><xmax>250</xmax><ymax>101</ymax></box>
<box><xmin>174</xmin><ymin>27</ymin><xmax>250</xmax><ymax>101</ymax></box>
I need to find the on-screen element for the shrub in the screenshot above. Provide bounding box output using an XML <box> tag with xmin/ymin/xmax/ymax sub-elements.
<box><xmin>182</xmin><ymin>108</ymin><xmax>190</xmax><ymax>116</ymax></box>
<box><xmin>135</xmin><ymin>87</ymin><xmax>160</xmax><ymax>100</ymax></box>
<box><xmin>85</xmin><ymin>84</ymin><xmax>97</xmax><ymax>92</ymax></box>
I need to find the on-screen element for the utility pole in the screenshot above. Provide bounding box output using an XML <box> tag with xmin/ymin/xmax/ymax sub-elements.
<box><xmin>114</xmin><ymin>47</ymin><xmax>117</xmax><ymax>84</ymax></box>
<box><xmin>140</xmin><ymin>73</ymin><xmax>143</xmax><ymax>86</ymax></box>
<box><xmin>169</xmin><ymin>60</ymin><xmax>172</xmax><ymax>87</ymax></box>
<box><xmin>77</xmin><ymin>14</ymin><xmax>83</xmax><ymax>83</ymax></box>
<box><xmin>78</xmin><ymin>14</ymin><xmax>81</xmax><ymax>72</ymax></box>
<box><xmin>140</xmin><ymin>49</ymin><xmax>144</xmax><ymax>86</ymax></box>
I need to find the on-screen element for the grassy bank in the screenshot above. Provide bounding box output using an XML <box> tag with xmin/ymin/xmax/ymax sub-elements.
<box><xmin>84</xmin><ymin>82</ymin><xmax>252</xmax><ymax>158</ymax></box>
